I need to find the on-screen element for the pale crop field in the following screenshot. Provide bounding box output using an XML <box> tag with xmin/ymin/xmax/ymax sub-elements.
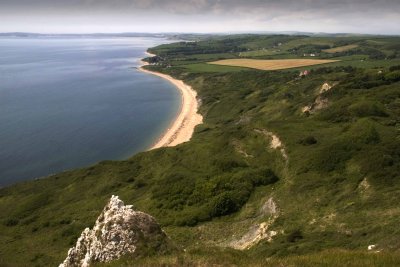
<box><xmin>323</xmin><ymin>44</ymin><xmax>359</xmax><ymax>53</ymax></box>
<box><xmin>209</xmin><ymin>58</ymin><xmax>339</xmax><ymax>71</ymax></box>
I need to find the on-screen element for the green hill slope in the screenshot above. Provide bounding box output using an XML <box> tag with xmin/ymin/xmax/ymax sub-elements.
<box><xmin>1</xmin><ymin>35</ymin><xmax>400</xmax><ymax>266</ymax></box>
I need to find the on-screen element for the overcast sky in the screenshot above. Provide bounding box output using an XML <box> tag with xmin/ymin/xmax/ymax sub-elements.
<box><xmin>1</xmin><ymin>0</ymin><xmax>399</xmax><ymax>34</ymax></box>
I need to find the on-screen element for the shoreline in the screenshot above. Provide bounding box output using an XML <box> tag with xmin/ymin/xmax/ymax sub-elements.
<box><xmin>138</xmin><ymin>53</ymin><xmax>203</xmax><ymax>150</ymax></box>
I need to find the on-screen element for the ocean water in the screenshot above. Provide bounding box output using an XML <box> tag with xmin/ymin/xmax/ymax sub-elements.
<box><xmin>0</xmin><ymin>37</ymin><xmax>180</xmax><ymax>186</ymax></box>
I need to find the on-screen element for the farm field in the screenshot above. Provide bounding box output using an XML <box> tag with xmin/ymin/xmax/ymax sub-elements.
<box><xmin>209</xmin><ymin>58</ymin><xmax>339</xmax><ymax>71</ymax></box>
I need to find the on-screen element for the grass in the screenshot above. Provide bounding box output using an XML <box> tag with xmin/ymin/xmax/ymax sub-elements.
<box><xmin>209</xmin><ymin>58</ymin><xmax>340</xmax><ymax>71</ymax></box>
<box><xmin>239</xmin><ymin>49</ymin><xmax>283</xmax><ymax>57</ymax></box>
<box><xmin>95</xmin><ymin>249</ymin><xmax>400</xmax><ymax>267</ymax></box>
<box><xmin>183</xmin><ymin>63</ymin><xmax>248</xmax><ymax>73</ymax></box>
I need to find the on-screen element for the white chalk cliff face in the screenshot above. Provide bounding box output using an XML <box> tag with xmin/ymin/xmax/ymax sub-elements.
<box><xmin>60</xmin><ymin>195</ymin><xmax>168</xmax><ymax>267</ymax></box>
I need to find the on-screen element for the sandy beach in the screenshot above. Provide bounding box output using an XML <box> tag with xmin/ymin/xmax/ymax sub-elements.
<box><xmin>138</xmin><ymin>53</ymin><xmax>203</xmax><ymax>150</ymax></box>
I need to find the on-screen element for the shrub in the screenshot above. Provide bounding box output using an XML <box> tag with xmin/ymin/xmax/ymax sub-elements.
<box><xmin>349</xmin><ymin>101</ymin><xmax>387</xmax><ymax>118</ymax></box>
<box><xmin>299</xmin><ymin>136</ymin><xmax>318</xmax><ymax>146</ymax></box>
<box><xmin>287</xmin><ymin>229</ymin><xmax>304</xmax><ymax>242</ymax></box>
<box><xmin>134</xmin><ymin>178</ymin><xmax>147</xmax><ymax>188</ymax></box>
<box><xmin>59</xmin><ymin>219</ymin><xmax>71</xmax><ymax>225</ymax></box>
<box><xmin>389</xmin><ymin>65</ymin><xmax>400</xmax><ymax>72</ymax></box>
<box><xmin>210</xmin><ymin>192</ymin><xmax>238</xmax><ymax>217</ymax></box>
<box><xmin>359</xmin><ymin>143</ymin><xmax>400</xmax><ymax>186</ymax></box>
<box><xmin>318</xmin><ymin>102</ymin><xmax>352</xmax><ymax>122</ymax></box>
<box><xmin>248</xmin><ymin>168</ymin><xmax>279</xmax><ymax>186</ymax></box>
<box><xmin>347</xmin><ymin>119</ymin><xmax>380</xmax><ymax>145</ymax></box>
<box><xmin>312</xmin><ymin>140</ymin><xmax>357</xmax><ymax>172</ymax></box>
<box><xmin>384</xmin><ymin>71</ymin><xmax>400</xmax><ymax>83</ymax></box>
<box><xmin>214</xmin><ymin>158</ymin><xmax>244</xmax><ymax>172</ymax></box>
<box><xmin>4</xmin><ymin>218</ymin><xmax>19</xmax><ymax>227</ymax></box>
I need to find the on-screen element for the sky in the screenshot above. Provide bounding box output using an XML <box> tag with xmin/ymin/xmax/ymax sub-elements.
<box><xmin>1</xmin><ymin>0</ymin><xmax>399</xmax><ymax>34</ymax></box>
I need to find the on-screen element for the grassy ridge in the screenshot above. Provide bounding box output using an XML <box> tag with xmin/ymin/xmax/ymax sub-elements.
<box><xmin>1</xmin><ymin>35</ymin><xmax>400</xmax><ymax>266</ymax></box>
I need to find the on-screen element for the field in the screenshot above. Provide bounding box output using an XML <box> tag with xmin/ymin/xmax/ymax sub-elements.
<box><xmin>209</xmin><ymin>58</ymin><xmax>339</xmax><ymax>71</ymax></box>
<box><xmin>323</xmin><ymin>44</ymin><xmax>359</xmax><ymax>53</ymax></box>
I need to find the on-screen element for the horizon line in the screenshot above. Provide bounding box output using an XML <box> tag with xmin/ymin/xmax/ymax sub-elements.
<box><xmin>0</xmin><ymin>31</ymin><xmax>399</xmax><ymax>37</ymax></box>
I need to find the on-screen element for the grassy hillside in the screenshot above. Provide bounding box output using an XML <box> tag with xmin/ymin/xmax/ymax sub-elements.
<box><xmin>1</xmin><ymin>34</ymin><xmax>400</xmax><ymax>266</ymax></box>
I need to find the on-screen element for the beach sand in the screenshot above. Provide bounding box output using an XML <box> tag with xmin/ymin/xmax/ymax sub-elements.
<box><xmin>138</xmin><ymin>54</ymin><xmax>203</xmax><ymax>150</ymax></box>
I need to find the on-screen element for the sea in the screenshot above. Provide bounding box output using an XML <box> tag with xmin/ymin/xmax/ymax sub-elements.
<box><xmin>0</xmin><ymin>37</ymin><xmax>180</xmax><ymax>186</ymax></box>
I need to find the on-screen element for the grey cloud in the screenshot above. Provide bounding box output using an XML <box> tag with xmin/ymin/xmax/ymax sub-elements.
<box><xmin>1</xmin><ymin>0</ymin><xmax>399</xmax><ymax>34</ymax></box>
<box><xmin>2</xmin><ymin>0</ymin><xmax>400</xmax><ymax>14</ymax></box>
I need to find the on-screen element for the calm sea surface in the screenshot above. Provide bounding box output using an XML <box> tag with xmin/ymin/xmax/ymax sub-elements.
<box><xmin>0</xmin><ymin>37</ymin><xmax>180</xmax><ymax>186</ymax></box>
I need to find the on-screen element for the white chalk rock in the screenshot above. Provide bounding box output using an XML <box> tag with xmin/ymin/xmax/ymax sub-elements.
<box><xmin>59</xmin><ymin>195</ymin><xmax>168</xmax><ymax>267</ymax></box>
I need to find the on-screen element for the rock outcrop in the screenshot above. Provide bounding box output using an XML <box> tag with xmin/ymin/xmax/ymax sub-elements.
<box><xmin>255</xmin><ymin>129</ymin><xmax>288</xmax><ymax>160</ymax></box>
<box><xmin>302</xmin><ymin>82</ymin><xmax>337</xmax><ymax>114</ymax></box>
<box><xmin>228</xmin><ymin>197</ymin><xmax>281</xmax><ymax>250</ymax></box>
<box><xmin>230</xmin><ymin>220</ymin><xmax>279</xmax><ymax>250</ymax></box>
<box><xmin>59</xmin><ymin>195</ymin><xmax>169</xmax><ymax>267</ymax></box>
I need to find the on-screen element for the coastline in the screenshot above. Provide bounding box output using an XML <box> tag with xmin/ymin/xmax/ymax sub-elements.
<box><xmin>138</xmin><ymin>53</ymin><xmax>203</xmax><ymax>150</ymax></box>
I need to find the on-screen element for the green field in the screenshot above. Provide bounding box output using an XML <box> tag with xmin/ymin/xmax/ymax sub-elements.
<box><xmin>183</xmin><ymin>62</ymin><xmax>248</xmax><ymax>72</ymax></box>
<box><xmin>1</xmin><ymin>34</ymin><xmax>400</xmax><ymax>266</ymax></box>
